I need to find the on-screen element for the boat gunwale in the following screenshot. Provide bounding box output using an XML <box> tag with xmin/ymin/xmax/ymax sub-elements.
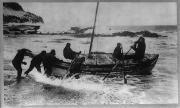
<box><xmin>58</xmin><ymin>53</ymin><xmax>159</xmax><ymax>67</ymax></box>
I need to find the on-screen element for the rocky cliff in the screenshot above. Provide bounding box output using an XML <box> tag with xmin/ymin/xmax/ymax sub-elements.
<box><xmin>3</xmin><ymin>2</ymin><xmax>44</xmax><ymax>24</ymax></box>
<box><xmin>3</xmin><ymin>2</ymin><xmax>44</xmax><ymax>34</ymax></box>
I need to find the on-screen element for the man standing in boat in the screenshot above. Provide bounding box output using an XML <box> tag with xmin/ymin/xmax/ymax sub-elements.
<box><xmin>131</xmin><ymin>36</ymin><xmax>146</xmax><ymax>60</ymax></box>
<box><xmin>113</xmin><ymin>43</ymin><xmax>123</xmax><ymax>62</ymax></box>
<box><xmin>63</xmin><ymin>43</ymin><xmax>81</xmax><ymax>60</ymax></box>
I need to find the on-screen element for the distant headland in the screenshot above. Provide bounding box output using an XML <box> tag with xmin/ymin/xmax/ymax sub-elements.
<box><xmin>3</xmin><ymin>2</ymin><xmax>176</xmax><ymax>38</ymax></box>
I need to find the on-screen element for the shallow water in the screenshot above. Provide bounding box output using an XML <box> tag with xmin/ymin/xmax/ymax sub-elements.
<box><xmin>3</xmin><ymin>28</ymin><xmax>178</xmax><ymax>106</ymax></box>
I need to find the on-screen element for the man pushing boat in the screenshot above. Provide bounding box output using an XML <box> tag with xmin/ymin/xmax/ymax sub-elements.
<box><xmin>12</xmin><ymin>48</ymin><xmax>34</xmax><ymax>82</ymax></box>
<box><xmin>24</xmin><ymin>50</ymin><xmax>47</xmax><ymax>76</ymax></box>
<box><xmin>43</xmin><ymin>49</ymin><xmax>63</xmax><ymax>76</ymax></box>
<box><xmin>24</xmin><ymin>49</ymin><xmax>63</xmax><ymax>77</ymax></box>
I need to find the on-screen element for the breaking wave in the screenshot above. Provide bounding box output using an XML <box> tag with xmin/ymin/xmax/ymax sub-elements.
<box><xmin>28</xmin><ymin>69</ymin><xmax>147</xmax><ymax>104</ymax></box>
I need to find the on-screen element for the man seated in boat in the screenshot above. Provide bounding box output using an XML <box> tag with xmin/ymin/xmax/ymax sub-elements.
<box><xmin>24</xmin><ymin>51</ymin><xmax>47</xmax><ymax>75</ymax></box>
<box><xmin>63</xmin><ymin>43</ymin><xmax>81</xmax><ymax>60</ymax></box>
<box><xmin>112</xmin><ymin>43</ymin><xmax>123</xmax><ymax>62</ymax></box>
<box><xmin>131</xmin><ymin>36</ymin><xmax>146</xmax><ymax>61</ymax></box>
<box><xmin>43</xmin><ymin>49</ymin><xmax>63</xmax><ymax>76</ymax></box>
<box><xmin>12</xmin><ymin>48</ymin><xmax>34</xmax><ymax>82</ymax></box>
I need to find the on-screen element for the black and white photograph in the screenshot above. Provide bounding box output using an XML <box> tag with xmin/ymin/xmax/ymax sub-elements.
<box><xmin>3</xmin><ymin>1</ymin><xmax>178</xmax><ymax>106</ymax></box>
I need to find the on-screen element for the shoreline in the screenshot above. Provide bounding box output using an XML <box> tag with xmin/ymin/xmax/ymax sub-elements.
<box><xmin>3</xmin><ymin>31</ymin><xmax>168</xmax><ymax>38</ymax></box>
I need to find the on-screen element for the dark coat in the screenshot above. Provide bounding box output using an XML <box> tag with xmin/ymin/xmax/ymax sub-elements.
<box><xmin>12</xmin><ymin>48</ymin><xmax>33</xmax><ymax>81</ymax></box>
<box><xmin>69</xmin><ymin>57</ymin><xmax>85</xmax><ymax>73</ymax></box>
<box><xmin>113</xmin><ymin>46</ymin><xmax>123</xmax><ymax>60</ymax></box>
<box><xmin>132</xmin><ymin>40</ymin><xmax>146</xmax><ymax>60</ymax></box>
<box><xmin>68</xmin><ymin>57</ymin><xmax>85</xmax><ymax>78</ymax></box>
<box><xmin>63</xmin><ymin>46</ymin><xmax>78</xmax><ymax>60</ymax></box>
<box><xmin>25</xmin><ymin>51</ymin><xmax>46</xmax><ymax>74</ymax></box>
<box><xmin>12</xmin><ymin>50</ymin><xmax>25</xmax><ymax>65</ymax></box>
<box><xmin>31</xmin><ymin>53</ymin><xmax>44</xmax><ymax>67</ymax></box>
<box><xmin>43</xmin><ymin>53</ymin><xmax>63</xmax><ymax>76</ymax></box>
<box><xmin>12</xmin><ymin>48</ymin><xmax>32</xmax><ymax>65</ymax></box>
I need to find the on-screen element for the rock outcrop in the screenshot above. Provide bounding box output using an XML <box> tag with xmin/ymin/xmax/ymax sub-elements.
<box><xmin>112</xmin><ymin>31</ymin><xmax>136</xmax><ymax>37</ymax></box>
<box><xmin>3</xmin><ymin>2</ymin><xmax>44</xmax><ymax>24</ymax></box>
<box><xmin>70</xmin><ymin>27</ymin><xmax>93</xmax><ymax>34</ymax></box>
<box><xmin>112</xmin><ymin>30</ymin><xmax>166</xmax><ymax>37</ymax></box>
<box><xmin>135</xmin><ymin>31</ymin><xmax>164</xmax><ymax>37</ymax></box>
<box><xmin>3</xmin><ymin>2</ymin><xmax>44</xmax><ymax>35</ymax></box>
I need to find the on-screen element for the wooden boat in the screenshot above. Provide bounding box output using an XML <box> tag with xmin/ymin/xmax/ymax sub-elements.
<box><xmin>53</xmin><ymin>52</ymin><xmax>159</xmax><ymax>76</ymax></box>
<box><xmin>51</xmin><ymin>1</ymin><xmax>159</xmax><ymax>79</ymax></box>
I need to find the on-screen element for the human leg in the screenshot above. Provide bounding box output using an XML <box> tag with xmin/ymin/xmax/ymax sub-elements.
<box><xmin>35</xmin><ymin>65</ymin><xmax>41</xmax><ymax>73</ymax></box>
<box><xmin>45</xmin><ymin>67</ymin><xmax>52</xmax><ymax>77</ymax></box>
<box><xmin>12</xmin><ymin>61</ymin><xmax>23</xmax><ymax>81</ymax></box>
<box><xmin>16</xmin><ymin>68</ymin><xmax>22</xmax><ymax>82</ymax></box>
<box><xmin>24</xmin><ymin>62</ymin><xmax>35</xmax><ymax>75</ymax></box>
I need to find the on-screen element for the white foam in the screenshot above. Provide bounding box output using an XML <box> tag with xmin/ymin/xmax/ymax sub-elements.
<box><xmin>29</xmin><ymin>69</ymin><xmax>106</xmax><ymax>92</ymax></box>
<box><xmin>27</xmin><ymin>69</ymin><xmax>150</xmax><ymax>104</ymax></box>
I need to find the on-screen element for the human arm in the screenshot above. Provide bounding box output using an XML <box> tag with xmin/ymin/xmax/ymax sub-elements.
<box><xmin>131</xmin><ymin>41</ymin><xmax>138</xmax><ymax>51</ymax></box>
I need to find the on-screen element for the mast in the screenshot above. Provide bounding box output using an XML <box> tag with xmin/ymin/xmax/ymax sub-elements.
<box><xmin>88</xmin><ymin>0</ymin><xmax>100</xmax><ymax>57</ymax></box>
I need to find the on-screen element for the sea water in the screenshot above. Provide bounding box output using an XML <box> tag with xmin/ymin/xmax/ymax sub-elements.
<box><xmin>3</xmin><ymin>25</ymin><xmax>178</xmax><ymax>106</ymax></box>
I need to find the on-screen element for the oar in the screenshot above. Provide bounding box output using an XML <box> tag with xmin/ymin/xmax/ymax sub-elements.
<box><xmin>103</xmin><ymin>48</ymin><xmax>132</xmax><ymax>80</ymax></box>
<box><xmin>112</xmin><ymin>48</ymin><xmax>132</xmax><ymax>70</ymax></box>
<box><xmin>103</xmin><ymin>60</ymin><xmax>120</xmax><ymax>80</ymax></box>
<box><xmin>64</xmin><ymin>59</ymin><xmax>76</xmax><ymax>79</ymax></box>
<box><xmin>125</xmin><ymin>48</ymin><xmax>132</xmax><ymax>55</ymax></box>
<box><xmin>122</xmin><ymin>51</ymin><xmax>127</xmax><ymax>84</ymax></box>
<box><xmin>113</xmin><ymin>47</ymin><xmax>132</xmax><ymax>70</ymax></box>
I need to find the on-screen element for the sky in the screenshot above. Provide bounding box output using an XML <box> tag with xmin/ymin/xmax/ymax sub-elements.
<box><xmin>19</xmin><ymin>2</ymin><xmax>177</xmax><ymax>32</ymax></box>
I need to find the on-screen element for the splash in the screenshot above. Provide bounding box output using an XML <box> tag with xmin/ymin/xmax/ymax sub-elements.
<box><xmin>27</xmin><ymin>69</ymin><xmax>147</xmax><ymax>104</ymax></box>
<box><xmin>29</xmin><ymin>69</ymin><xmax>106</xmax><ymax>92</ymax></box>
